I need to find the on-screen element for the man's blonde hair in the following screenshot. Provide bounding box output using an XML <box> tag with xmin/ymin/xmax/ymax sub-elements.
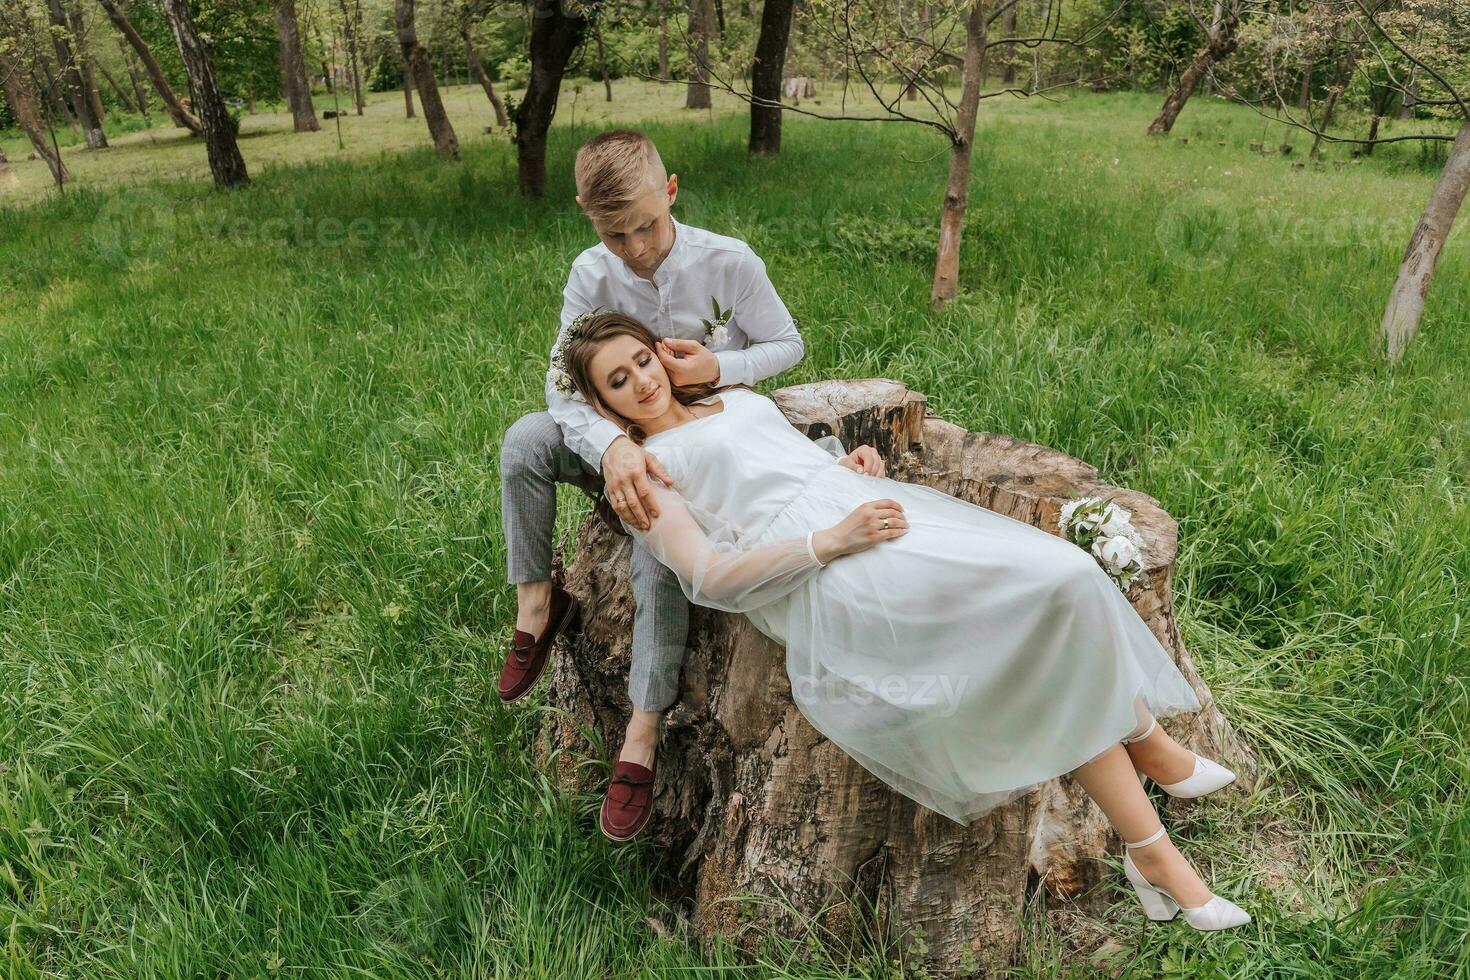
<box><xmin>574</xmin><ymin>130</ymin><xmax>668</xmax><ymax>225</ymax></box>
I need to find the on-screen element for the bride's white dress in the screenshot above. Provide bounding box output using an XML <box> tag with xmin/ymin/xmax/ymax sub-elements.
<box><xmin>627</xmin><ymin>386</ymin><xmax>1202</xmax><ymax>824</ymax></box>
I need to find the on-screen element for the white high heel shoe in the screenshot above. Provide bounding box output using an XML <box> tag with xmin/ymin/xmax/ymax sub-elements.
<box><xmin>1122</xmin><ymin>827</ymin><xmax>1250</xmax><ymax>931</ymax></box>
<box><xmin>1119</xmin><ymin>718</ymin><xmax>1237</xmax><ymax>799</ymax></box>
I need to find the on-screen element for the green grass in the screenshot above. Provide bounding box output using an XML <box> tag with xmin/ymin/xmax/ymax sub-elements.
<box><xmin>1</xmin><ymin>87</ymin><xmax>1468</xmax><ymax>977</ymax></box>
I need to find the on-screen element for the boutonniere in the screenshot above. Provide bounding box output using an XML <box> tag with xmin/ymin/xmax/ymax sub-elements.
<box><xmin>547</xmin><ymin>306</ymin><xmax>605</xmax><ymax>403</ymax></box>
<box><xmin>700</xmin><ymin>296</ymin><xmax>732</xmax><ymax>348</ymax></box>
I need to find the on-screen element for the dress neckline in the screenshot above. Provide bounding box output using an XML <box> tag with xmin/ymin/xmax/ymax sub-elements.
<box><xmin>644</xmin><ymin>389</ymin><xmax>737</xmax><ymax>442</ymax></box>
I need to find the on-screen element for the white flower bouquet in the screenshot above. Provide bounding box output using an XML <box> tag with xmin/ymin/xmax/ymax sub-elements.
<box><xmin>1057</xmin><ymin>495</ymin><xmax>1146</xmax><ymax>591</ymax></box>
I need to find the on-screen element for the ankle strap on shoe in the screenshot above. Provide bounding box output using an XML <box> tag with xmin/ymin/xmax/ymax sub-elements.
<box><xmin>1125</xmin><ymin>825</ymin><xmax>1168</xmax><ymax>849</ymax></box>
<box><xmin>1120</xmin><ymin>717</ymin><xmax>1158</xmax><ymax>745</ymax></box>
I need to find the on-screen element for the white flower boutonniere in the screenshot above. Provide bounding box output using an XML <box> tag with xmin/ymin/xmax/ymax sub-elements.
<box><xmin>700</xmin><ymin>296</ymin><xmax>732</xmax><ymax>348</ymax></box>
<box><xmin>547</xmin><ymin>307</ymin><xmax>605</xmax><ymax>403</ymax></box>
<box><xmin>1058</xmin><ymin>494</ymin><xmax>1147</xmax><ymax>591</ymax></box>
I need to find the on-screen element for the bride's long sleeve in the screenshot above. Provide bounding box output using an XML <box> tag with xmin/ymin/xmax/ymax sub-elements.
<box><xmin>622</xmin><ymin>481</ymin><xmax>826</xmax><ymax>614</ymax></box>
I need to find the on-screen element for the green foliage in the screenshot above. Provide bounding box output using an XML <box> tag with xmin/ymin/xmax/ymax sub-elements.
<box><xmin>0</xmin><ymin>93</ymin><xmax>1468</xmax><ymax>978</ymax></box>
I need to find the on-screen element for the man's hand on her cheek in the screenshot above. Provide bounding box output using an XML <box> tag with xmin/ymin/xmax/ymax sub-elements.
<box><xmin>656</xmin><ymin>337</ymin><xmax>720</xmax><ymax>386</ymax></box>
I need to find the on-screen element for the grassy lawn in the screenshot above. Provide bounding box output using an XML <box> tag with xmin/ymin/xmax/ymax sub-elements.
<box><xmin>1</xmin><ymin>86</ymin><xmax>1467</xmax><ymax>976</ymax></box>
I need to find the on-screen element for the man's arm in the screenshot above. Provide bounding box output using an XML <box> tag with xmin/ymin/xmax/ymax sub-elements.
<box><xmin>713</xmin><ymin>247</ymin><xmax>805</xmax><ymax>388</ymax></box>
<box><xmin>547</xmin><ymin>273</ymin><xmax>628</xmax><ymax>471</ymax></box>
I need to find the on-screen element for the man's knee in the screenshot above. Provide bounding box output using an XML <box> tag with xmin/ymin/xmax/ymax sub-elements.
<box><xmin>500</xmin><ymin>412</ymin><xmax>564</xmax><ymax>482</ymax></box>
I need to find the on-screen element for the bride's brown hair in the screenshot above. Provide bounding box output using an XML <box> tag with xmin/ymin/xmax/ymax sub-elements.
<box><xmin>562</xmin><ymin>311</ymin><xmax>753</xmax><ymax>447</ymax></box>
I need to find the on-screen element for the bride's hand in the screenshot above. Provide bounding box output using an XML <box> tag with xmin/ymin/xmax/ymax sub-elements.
<box><xmin>812</xmin><ymin>499</ymin><xmax>907</xmax><ymax>563</ymax></box>
<box><xmin>838</xmin><ymin>445</ymin><xmax>885</xmax><ymax>477</ymax></box>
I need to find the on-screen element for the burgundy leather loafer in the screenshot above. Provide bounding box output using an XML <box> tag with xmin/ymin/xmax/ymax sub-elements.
<box><xmin>600</xmin><ymin>758</ymin><xmax>656</xmax><ymax>842</ymax></box>
<box><xmin>497</xmin><ymin>584</ymin><xmax>578</xmax><ymax>704</ymax></box>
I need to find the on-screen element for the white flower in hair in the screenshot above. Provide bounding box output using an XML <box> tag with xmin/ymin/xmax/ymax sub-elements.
<box><xmin>548</xmin><ymin>306</ymin><xmax>606</xmax><ymax>403</ymax></box>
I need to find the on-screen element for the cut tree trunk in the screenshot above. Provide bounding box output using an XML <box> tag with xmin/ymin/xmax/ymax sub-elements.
<box><xmin>275</xmin><ymin>0</ymin><xmax>320</xmax><ymax>132</ymax></box>
<box><xmin>462</xmin><ymin>22</ymin><xmax>508</xmax><ymax>127</ymax></box>
<box><xmin>1381</xmin><ymin>119</ymin><xmax>1470</xmax><ymax>362</ymax></box>
<box><xmin>395</xmin><ymin>0</ymin><xmax>459</xmax><ymax>157</ymax></box>
<box><xmin>1147</xmin><ymin>20</ymin><xmax>1237</xmax><ymax>136</ymax></box>
<box><xmin>160</xmin><ymin>0</ymin><xmax>248</xmax><ymax>188</ymax></box>
<box><xmin>97</xmin><ymin>0</ymin><xmax>201</xmax><ymax>136</ymax></box>
<box><xmin>684</xmin><ymin>0</ymin><xmax>713</xmax><ymax>109</ymax></box>
<box><xmin>515</xmin><ymin>0</ymin><xmax>585</xmax><ymax>197</ymax></box>
<box><xmin>538</xmin><ymin>378</ymin><xmax>1256</xmax><ymax>975</ymax></box>
<box><xmin>747</xmin><ymin>0</ymin><xmax>795</xmax><ymax>155</ymax></box>
<box><xmin>930</xmin><ymin>0</ymin><xmax>986</xmax><ymax>310</ymax></box>
<box><xmin>45</xmin><ymin>0</ymin><xmax>106</xmax><ymax>147</ymax></box>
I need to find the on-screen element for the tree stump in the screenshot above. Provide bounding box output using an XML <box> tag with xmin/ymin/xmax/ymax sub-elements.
<box><xmin>537</xmin><ymin>379</ymin><xmax>1254</xmax><ymax>975</ymax></box>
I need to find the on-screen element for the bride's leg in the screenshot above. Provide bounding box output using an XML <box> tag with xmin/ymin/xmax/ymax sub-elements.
<box><xmin>1071</xmin><ymin>744</ymin><xmax>1213</xmax><ymax>908</ymax></box>
<box><xmin>1120</xmin><ymin>699</ymin><xmax>1198</xmax><ymax>784</ymax></box>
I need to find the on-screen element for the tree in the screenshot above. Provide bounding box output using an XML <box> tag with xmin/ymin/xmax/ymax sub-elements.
<box><xmin>337</xmin><ymin>0</ymin><xmax>363</xmax><ymax>114</ymax></box>
<box><xmin>514</xmin><ymin>0</ymin><xmax>585</xmax><ymax>196</ymax></box>
<box><xmin>748</xmin><ymin>0</ymin><xmax>796</xmax><ymax>154</ymax></box>
<box><xmin>96</xmin><ymin>0</ymin><xmax>202</xmax><ymax>135</ymax></box>
<box><xmin>0</xmin><ymin>2</ymin><xmax>71</xmax><ymax>185</ymax></box>
<box><xmin>459</xmin><ymin>0</ymin><xmax>507</xmax><ymax>126</ymax></box>
<box><xmin>683</xmin><ymin>0</ymin><xmax>713</xmax><ymax>108</ymax></box>
<box><xmin>1239</xmin><ymin>0</ymin><xmax>1470</xmax><ymax>360</ymax></box>
<box><xmin>45</xmin><ymin>0</ymin><xmax>106</xmax><ymax>146</ymax></box>
<box><xmin>395</xmin><ymin>0</ymin><xmax>458</xmax><ymax>157</ymax></box>
<box><xmin>159</xmin><ymin>0</ymin><xmax>248</xmax><ymax>188</ymax></box>
<box><xmin>275</xmin><ymin>0</ymin><xmax>319</xmax><ymax>131</ymax></box>
<box><xmin>1147</xmin><ymin>0</ymin><xmax>1240</xmax><ymax>136</ymax></box>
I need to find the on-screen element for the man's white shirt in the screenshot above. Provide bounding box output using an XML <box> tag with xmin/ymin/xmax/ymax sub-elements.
<box><xmin>547</xmin><ymin>216</ymin><xmax>804</xmax><ymax>471</ymax></box>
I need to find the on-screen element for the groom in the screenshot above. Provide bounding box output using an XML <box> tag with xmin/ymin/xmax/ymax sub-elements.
<box><xmin>498</xmin><ymin>129</ymin><xmax>807</xmax><ymax>841</ymax></box>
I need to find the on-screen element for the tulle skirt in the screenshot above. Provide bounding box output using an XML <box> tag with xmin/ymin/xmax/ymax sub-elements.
<box><xmin>745</xmin><ymin>464</ymin><xmax>1202</xmax><ymax>825</ymax></box>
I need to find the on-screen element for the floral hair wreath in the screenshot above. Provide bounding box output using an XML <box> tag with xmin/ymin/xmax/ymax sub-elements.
<box><xmin>546</xmin><ymin>306</ymin><xmax>606</xmax><ymax>403</ymax></box>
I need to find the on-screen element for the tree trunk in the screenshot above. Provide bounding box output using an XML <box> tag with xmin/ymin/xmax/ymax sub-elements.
<box><xmin>395</xmin><ymin>0</ymin><xmax>459</xmax><ymax>157</ymax></box>
<box><xmin>930</xmin><ymin>0</ymin><xmax>986</xmax><ymax>309</ymax></box>
<box><xmin>1000</xmin><ymin>0</ymin><xmax>1018</xmax><ymax>84</ymax></box>
<box><xmin>122</xmin><ymin>45</ymin><xmax>151</xmax><ymax>125</ymax></box>
<box><xmin>401</xmin><ymin>48</ymin><xmax>416</xmax><ymax>117</ymax></box>
<box><xmin>515</xmin><ymin>0</ymin><xmax>585</xmax><ymax>197</ymax></box>
<box><xmin>462</xmin><ymin>21</ymin><xmax>509</xmax><ymax>126</ymax></box>
<box><xmin>36</xmin><ymin>50</ymin><xmax>77</xmax><ymax>131</ymax></box>
<box><xmin>684</xmin><ymin>0</ymin><xmax>713</xmax><ymax>109</ymax></box>
<box><xmin>1381</xmin><ymin>120</ymin><xmax>1470</xmax><ymax>363</ymax></box>
<box><xmin>274</xmin><ymin>0</ymin><xmax>320</xmax><ymax>132</ymax></box>
<box><xmin>539</xmin><ymin>379</ymin><xmax>1257</xmax><ymax>976</ymax></box>
<box><xmin>69</xmin><ymin>3</ymin><xmax>108</xmax><ymax>124</ymax></box>
<box><xmin>1296</xmin><ymin>63</ymin><xmax>1312</xmax><ymax>110</ymax></box>
<box><xmin>46</xmin><ymin>0</ymin><xmax>107</xmax><ymax>147</ymax></box>
<box><xmin>97</xmin><ymin>0</ymin><xmax>202</xmax><ymax>136</ymax></box>
<box><xmin>1363</xmin><ymin>113</ymin><xmax>1380</xmax><ymax>156</ymax></box>
<box><xmin>339</xmin><ymin>0</ymin><xmax>365</xmax><ymax>114</ymax></box>
<box><xmin>748</xmin><ymin>0</ymin><xmax>795</xmax><ymax>155</ymax></box>
<box><xmin>1147</xmin><ymin>19</ymin><xmax>1237</xmax><ymax>136</ymax></box>
<box><xmin>0</xmin><ymin>34</ymin><xmax>71</xmax><ymax>185</ymax></box>
<box><xmin>98</xmin><ymin>63</ymin><xmax>138</xmax><ymax>112</ymax></box>
<box><xmin>594</xmin><ymin>22</ymin><xmax>611</xmax><ymax>101</ymax></box>
<box><xmin>1309</xmin><ymin>46</ymin><xmax>1359</xmax><ymax>159</ymax></box>
<box><xmin>658</xmin><ymin>0</ymin><xmax>669</xmax><ymax>81</ymax></box>
<box><xmin>159</xmin><ymin>0</ymin><xmax>249</xmax><ymax>188</ymax></box>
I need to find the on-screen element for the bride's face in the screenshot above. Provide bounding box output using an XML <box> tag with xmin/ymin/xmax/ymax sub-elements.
<box><xmin>586</xmin><ymin>334</ymin><xmax>673</xmax><ymax>423</ymax></box>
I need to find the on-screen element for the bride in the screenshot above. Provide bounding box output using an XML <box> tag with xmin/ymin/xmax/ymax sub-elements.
<box><xmin>557</xmin><ymin>310</ymin><xmax>1250</xmax><ymax>931</ymax></box>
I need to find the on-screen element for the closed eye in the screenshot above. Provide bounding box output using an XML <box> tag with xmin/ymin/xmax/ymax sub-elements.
<box><xmin>610</xmin><ymin>355</ymin><xmax>653</xmax><ymax>389</ymax></box>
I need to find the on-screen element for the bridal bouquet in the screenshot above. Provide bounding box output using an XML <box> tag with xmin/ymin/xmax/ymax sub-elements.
<box><xmin>1058</xmin><ymin>496</ymin><xmax>1146</xmax><ymax>591</ymax></box>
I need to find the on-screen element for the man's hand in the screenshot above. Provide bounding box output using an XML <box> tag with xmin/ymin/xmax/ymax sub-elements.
<box><xmin>655</xmin><ymin>337</ymin><xmax>720</xmax><ymax>386</ymax></box>
<box><xmin>838</xmin><ymin>445</ymin><xmax>886</xmax><ymax>478</ymax></box>
<box><xmin>601</xmin><ymin>436</ymin><xmax>675</xmax><ymax>531</ymax></box>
